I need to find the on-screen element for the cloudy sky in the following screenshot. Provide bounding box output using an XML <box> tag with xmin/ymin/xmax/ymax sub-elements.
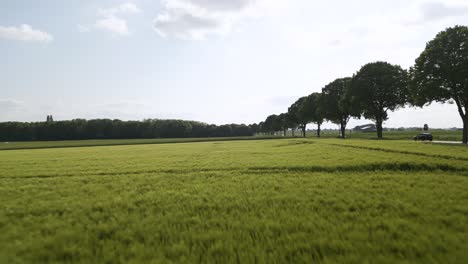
<box><xmin>1</xmin><ymin>0</ymin><xmax>467</xmax><ymax>128</ymax></box>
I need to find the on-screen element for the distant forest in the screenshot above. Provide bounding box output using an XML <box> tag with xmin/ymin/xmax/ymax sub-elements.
<box><xmin>0</xmin><ymin>119</ymin><xmax>259</xmax><ymax>141</ymax></box>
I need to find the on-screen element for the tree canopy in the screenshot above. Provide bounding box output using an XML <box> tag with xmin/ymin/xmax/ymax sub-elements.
<box><xmin>321</xmin><ymin>78</ymin><xmax>354</xmax><ymax>138</ymax></box>
<box><xmin>349</xmin><ymin>61</ymin><xmax>408</xmax><ymax>139</ymax></box>
<box><xmin>0</xmin><ymin>119</ymin><xmax>256</xmax><ymax>141</ymax></box>
<box><xmin>410</xmin><ymin>25</ymin><xmax>468</xmax><ymax>143</ymax></box>
<box><xmin>288</xmin><ymin>97</ymin><xmax>310</xmax><ymax>137</ymax></box>
<box><xmin>263</xmin><ymin>115</ymin><xmax>282</xmax><ymax>135</ymax></box>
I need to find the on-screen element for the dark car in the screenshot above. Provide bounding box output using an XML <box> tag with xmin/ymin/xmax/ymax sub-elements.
<box><xmin>414</xmin><ymin>133</ymin><xmax>433</xmax><ymax>141</ymax></box>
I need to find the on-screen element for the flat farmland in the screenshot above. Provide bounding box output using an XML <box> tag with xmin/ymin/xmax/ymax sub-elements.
<box><xmin>1</xmin><ymin>138</ymin><xmax>467</xmax><ymax>263</ymax></box>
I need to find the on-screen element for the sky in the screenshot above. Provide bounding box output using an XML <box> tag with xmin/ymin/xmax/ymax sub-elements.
<box><xmin>1</xmin><ymin>0</ymin><xmax>468</xmax><ymax>129</ymax></box>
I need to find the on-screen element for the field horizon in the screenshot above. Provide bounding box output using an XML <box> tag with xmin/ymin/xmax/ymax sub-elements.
<box><xmin>0</xmin><ymin>129</ymin><xmax>464</xmax><ymax>151</ymax></box>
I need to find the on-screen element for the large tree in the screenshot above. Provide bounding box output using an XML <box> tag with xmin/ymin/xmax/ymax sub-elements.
<box><xmin>288</xmin><ymin>97</ymin><xmax>309</xmax><ymax>137</ymax></box>
<box><xmin>278</xmin><ymin>113</ymin><xmax>289</xmax><ymax>136</ymax></box>
<box><xmin>264</xmin><ymin>114</ymin><xmax>282</xmax><ymax>135</ymax></box>
<box><xmin>410</xmin><ymin>25</ymin><xmax>468</xmax><ymax>144</ymax></box>
<box><xmin>321</xmin><ymin>77</ymin><xmax>353</xmax><ymax>138</ymax></box>
<box><xmin>349</xmin><ymin>61</ymin><xmax>408</xmax><ymax>139</ymax></box>
<box><xmin>285</xmin><ymin>112</ymin><xmax>298</xmax><ymax>137</ymax></box>
<box><xmin>304</xmin><ymin>93</ymin><xmax>324</xmax><ymax>138</ymax></box>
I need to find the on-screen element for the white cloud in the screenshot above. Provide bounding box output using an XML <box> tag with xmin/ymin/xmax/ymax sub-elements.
<box><xmin>154</xmin><ymin>0</ymin><xmax>265</xmax><ymax>39</ymax></box>
<box><xmin>98</xmin><ymin>2</ymin><xmax>141</xmax><ymax>17</ymax></box>
<box><xmin>0</xmin><ymin>24</ymin><xmax>53</xmax><ymax>42</ymax></box>
<box><xmin>96</xmin><ymin>16</ymin><xmax>129</xmax><ymax>35</ymax></box>
<box><xmin>94</xmin><ymin>2</ymin><xmax>140</xmax><ymax>36</ymax></box>
<box><xmin>118</xmin><ymin>2</ymin><xmax>141</xmax><ymax>14</ymax></box>
<box><xmin>420</xmin><ymin>1</ymin><xmax>468</xmax><ymax>21</ymax></box>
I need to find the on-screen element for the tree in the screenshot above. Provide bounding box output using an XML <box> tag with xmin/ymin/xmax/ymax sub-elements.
<box><xmin>264</xmin><ymin>115</ymin><xmax>281</xmax><ymax>135</ymax></box>
<box><xmin>410</xmin><ymin>26</ymin><xmax>468</xmax><ymax>144</ymax></box>
<box><xmin>257</xmin><ymin>122</ymin><xmax>266</xmax><ymax>135</ymax></box>
<box><xmin>248</xmin><ymin>123</ymin><xmax>261</xmax><ymax>135</ymax></box>
<box><xmin>304</xmin><ymin>93</ymin><xmax>324</xmax><ymax>138</ymax></box>
<box><xmin>349</xmin><ymin>61</ymin><xmax>408</xmax><ymax>139</ymax></box>
<box><xmin>285</xmin><ymin>112</ymin><xmax>298</xmax><ymax>137</ymax></box>
<box><xmin>278</xmin><ymin>113</ymin><xmax>289</xmax><ymax>136</ymax></box>
<box><xmin>0</xmin><ymin>119</ymin><xmax>257</xmax><ymax>141</ymax></box>
<box><xmin>321</xmin><ymin>78</ymin><xmax>354</xmax><ymax>138</ymax></box>
<box><xmin>288</xmin><ymin>97</ymin><xmax>309</xmax><ymax>137</ymax></box>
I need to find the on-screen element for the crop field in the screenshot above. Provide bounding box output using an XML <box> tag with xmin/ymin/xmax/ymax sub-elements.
<box><xmin>0</xmin><ymin>130</ymin><xmax>462</xmax><ymax>151</ymax></box>
<box><xmin>308</xmin><ymin>129</ymin><xmax>463</xmax><ymax>141</ymax></box>
<box><xmin>1</xmin><ymin>138</ymin><xmax>468</xmax><ymax>263</ymax></box>
<box><xmin>0</xmin><ymin>136</ymin><xmax>280</xmax><ymax>151</ymax></box>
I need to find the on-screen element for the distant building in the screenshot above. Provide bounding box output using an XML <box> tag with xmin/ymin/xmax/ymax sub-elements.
<box><xmin>353</xmin><ymin>124</ymin><xmax>376</xmax><ymax>132</ymax></box>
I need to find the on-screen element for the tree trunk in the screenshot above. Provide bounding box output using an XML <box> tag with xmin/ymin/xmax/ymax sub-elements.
<box><xmin>283</xmin><ymin>129</ymin><xmax>287</xmax><ymax>137</ymax></box>
<box><xmin>302</xmin><ymin>124</ymin><xmax>306</xmax><ymax>138</ymax></box>
<box><xmin>376</xmin><ymin>118</ymin><xmax>383</xmax><ymax>139</ymax></box>
<box><xmin>454</xmin><ymin>99</ymin><xmax>467</xmax><ymax>144</ymax></box>
<box><xmin>292</xmin><ymin>129</ymin><xmax>295</xmax><ymax>137</ymax></box>
<box><xmin>463</xmin><ymin>116</ymin><xmax>468</xmax><ymax>144</ymax></box>
<box><xmin>340</xmin><ymin>122</ymin><xmax>346</xmax><ymax>139</ymax></box>
<box><xmin>317</xmin><ymin>123</ymin><xmax>321</xmax><ymax>138</ymax></box>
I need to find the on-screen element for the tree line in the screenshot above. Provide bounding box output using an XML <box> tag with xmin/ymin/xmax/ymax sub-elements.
<box><xmin>259</xmin><ymin>25</ymin><xmax>468</xmax><ymax>144</ymax></box>
<box><xmin>0</xmin><ymin>119</ymin><xmax>258</xmax><ymax>141</ymax></box>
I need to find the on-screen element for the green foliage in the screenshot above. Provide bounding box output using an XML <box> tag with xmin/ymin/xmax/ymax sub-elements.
<box><xmin>410</xmin><ymin>25</ymin><xmax>468</xmax><ymax>143</ymax></box>
<box><xmin>304</xmin><ymin>93</ymin><xmax>324</xmax><ymax>125</ymax></box>
<box><xmin>1</xmin><ymin>138</ymin><xmax>468</xmax><ymax>263</ymax></box>
<box><xmin>288</xmin><ymin>97</ymin><xmax>308</xmax><ymax>125</ymax></box>
<box><xmin>277</xmin><ymin>113</ymin><xmax>291</xmax><ymax>136</ymax></box>
<box><xmin>288</xmin><ymin>97</ymin><xmax>309</xmax><ymax>137</ymax></box>
<box><xmin>285</xmin><ymin>94</ymin><xmax>325</xmax><ymax>137</ymax></box>
<box><xmin>410</xmin><ymin>25</ymin><xmax>468</xmax><ymax>106</ymax></box>
<box><xmin>303</xmin><ymin>93</ymin><xmax>324</xmax><ymax>137</ymax></box>
<box><xmin>350</xmin><ymin>62</ymin><xmax>409</xmax><ymax>138</ymax></box>
<box><xmin>350</xmin><ymin>62</ymin><xmax>409</xmax><ymax>120</ymax></box>
<box><xmin>0</xmin><ymin>119</ymin><xmax>256</xmax><ymax>141</ymax></box>
<box><xmin>321</xmin><ymin>78</ymin><xmax>352</xmax><ymax>123</ymax></box>
<box><xmin>321</xmin><ymin>78</ymin><xmax>354</xmax><ymax>137</ymax></box>
<box><xmin>263</xmin><ymin>114</ymin><xmax>282</xmax><ymax>134</ymax></box>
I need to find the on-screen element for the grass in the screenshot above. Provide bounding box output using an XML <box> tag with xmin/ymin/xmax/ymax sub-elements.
<box><xmin>1</xmin><ymin>130</ymin><xmax>462</xmax><ymax>151</ymax></box>
<box><xmin>0</xmin><ymin>136</ymin><xmax>283</xmax><ymax>151</ymax></box>
<box><xmin>1</xmin><ymin>138</ymin><xmax>468</xmax><ymax>263</ymax></box>
<box><xmin>308</xmin><ymin>129</ymin><xmax>463</xmax><ymax>141</ymax></box>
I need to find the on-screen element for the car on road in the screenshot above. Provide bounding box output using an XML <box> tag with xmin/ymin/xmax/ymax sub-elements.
<box><xmin>414</xmin><ymin>133</ymin><xmax>433</xmax><ymax>141</ymax></box>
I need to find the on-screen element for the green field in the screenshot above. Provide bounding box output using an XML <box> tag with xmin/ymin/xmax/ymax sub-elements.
<box><xmin>0</xmin><ymin>136</ymin><xmax>282</xmax><ymax>151</ymax></box>
<box><xmin>1</xmin><ymin>138</ymin><xmax>468</xmax><ymax>263</ymax></box>
<box><xmin>0</xmin><ymin>130</ymin><xmax>463</xmax><ymax>151</ymax></box>
<box><xmin>308</xmin><ymin>129</ymin><xmax>463</xmax><ymax>141</ymax></box>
